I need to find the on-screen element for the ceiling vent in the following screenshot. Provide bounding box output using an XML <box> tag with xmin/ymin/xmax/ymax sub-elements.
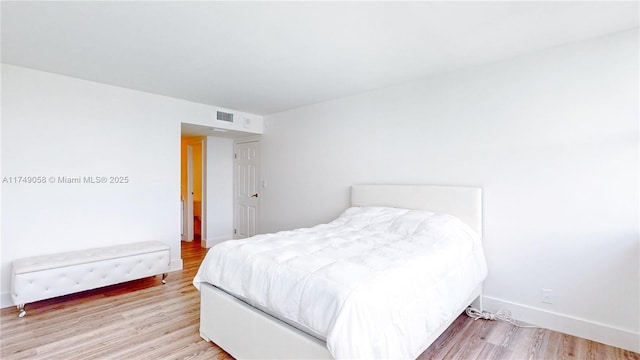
<box><xmin>216</xmin><ymin>111</ymin><xmax>234</xmax><ymax>122</ymax></box>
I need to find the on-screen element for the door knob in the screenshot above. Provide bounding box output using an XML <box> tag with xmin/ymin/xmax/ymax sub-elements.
<box><xmin>251</xmin><ymin>193</ymin><xmax>259</xmax><ymax>198</ymax></box>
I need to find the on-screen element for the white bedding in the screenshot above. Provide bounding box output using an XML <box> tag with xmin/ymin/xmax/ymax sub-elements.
<box><xmin>193</xmin><ymin>206</ymin><xmax>487</xmax><ymax>359</ymax></box>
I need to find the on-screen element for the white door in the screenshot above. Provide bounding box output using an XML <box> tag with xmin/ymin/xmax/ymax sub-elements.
<box><xmin>234</xmin><ymin>141</ymin><xmax>260</xmax><ymax>239</ymax></box>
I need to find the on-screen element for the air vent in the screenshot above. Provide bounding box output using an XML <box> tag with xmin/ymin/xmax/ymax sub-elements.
<box><xmin>216</xmin><ymin>111</ymin><xmax>234</xmax><ymax>122</ymax></box>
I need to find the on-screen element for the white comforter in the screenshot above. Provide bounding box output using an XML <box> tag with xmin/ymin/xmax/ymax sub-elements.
<box><xmin>193</xmin><ymin>207</ymin><xmax>487</xmax><ymax>359</ymax></box>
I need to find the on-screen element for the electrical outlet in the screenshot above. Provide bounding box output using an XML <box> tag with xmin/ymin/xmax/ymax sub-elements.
<box><xmin>541</xmin><ymin>288</ymin><xmax>553</xmax><ymax>304</ymax></box>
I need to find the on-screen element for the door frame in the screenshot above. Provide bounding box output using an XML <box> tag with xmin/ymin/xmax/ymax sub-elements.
<box><xmin>186</xmin><ymin>144</ymin><xmax>194</xmax><ymax>241</ymax></box>
<box><xmin>234</xmin><ymin>137</ymin><xmax>261</xmax><ymax>239</ymax></box>
<box><xmin>182</xmin><ymin>137</ymin><xmax>206</xmax><ymax>242</ymax></box>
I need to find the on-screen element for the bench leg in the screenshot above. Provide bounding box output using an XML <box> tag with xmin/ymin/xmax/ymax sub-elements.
<box><xmin>17</xmin><ymin>304</ymin><xmax>26</xmax><ymax>318</ymax></box>
<box><xmin>162</xmin><ymin>273</ymin><xmax>167</xmax><ymax>284</ymax></box>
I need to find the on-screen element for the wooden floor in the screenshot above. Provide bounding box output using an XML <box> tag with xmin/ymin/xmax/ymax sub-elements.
<box><xmin>1</xmin><ymin>241</ymin><xmax>637</xmax><ymax>360</ymax></box>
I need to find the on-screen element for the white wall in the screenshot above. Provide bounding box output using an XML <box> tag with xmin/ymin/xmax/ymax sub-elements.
<box><xmin>260</xmin><ymin>29</ymin><xmax>639</xmax><ymax>351</ymax></box>
<box><xmin>0</xmin><ymin>64</ymin><xmax>261</xmax><ymax>307</ymax></box>
<box><xmin>204</xmin><ymin>136</ymin><xmax>234</xmax><ymax>248</ymax></box>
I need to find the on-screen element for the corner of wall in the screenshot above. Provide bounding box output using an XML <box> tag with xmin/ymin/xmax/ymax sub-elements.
<box><xmin>169</xmin><ymin>258</ymin><xmax>183</xmax><ymax>272</ymax></box>
<box><xmin>1</xmin><ymin>292</ymin><xmax>13</xmax><ymax>310</ymax></box>
<box><xmin>203</xmin><ymin>236</ymin><xmax>230</xmax><ymax>248</ymax></box>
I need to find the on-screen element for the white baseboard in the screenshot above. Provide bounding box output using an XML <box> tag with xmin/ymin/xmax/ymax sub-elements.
<box><xmin>202</xmin><ymin>236</ymin><xmax>230</xmax><ymax>248</ymax></box>
<box><xmin>482</xmin><ymin>295</ymin><xmax>640</xmax><ymax>353</ymax></box>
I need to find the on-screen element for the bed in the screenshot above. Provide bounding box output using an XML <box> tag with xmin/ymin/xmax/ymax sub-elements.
<box><xmin>193</xmin><ymin>184</ymin><xmax>487</xmax><ymax>359</ymax></box>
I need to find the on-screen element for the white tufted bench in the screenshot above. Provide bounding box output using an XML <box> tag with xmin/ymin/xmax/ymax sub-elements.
<box><xmin>11</xmin><ymin>241</ymin><xmax>171</xmax><ymax>317</ymax></box>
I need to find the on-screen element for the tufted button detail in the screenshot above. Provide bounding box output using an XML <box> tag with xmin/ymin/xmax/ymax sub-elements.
<box><xmin>10</xmin><ymin>241</ymin><xmax>170</xmax><ymax>306</ymax></box>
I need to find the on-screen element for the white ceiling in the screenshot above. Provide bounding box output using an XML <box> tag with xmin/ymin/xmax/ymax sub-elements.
<box><xmin>2</xmin><ymin>1</ymin><xmax>638</xmax><ymax>116</ymax></box>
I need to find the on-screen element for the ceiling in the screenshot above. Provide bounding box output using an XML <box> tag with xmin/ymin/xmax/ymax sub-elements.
<box><xmin>2</xmin><ymin>1</ymin><xmax>638</xmax><ymax>116</ymax></box>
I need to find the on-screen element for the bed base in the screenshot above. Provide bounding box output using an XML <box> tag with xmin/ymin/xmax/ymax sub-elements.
<box><xmin>200</xmin><ymin>282</ymin><xmax>483</xmax><ymax>359</ymax></box>
<box><xmin>200</xmin><ymin>283</ymin><xmax>332</xmax><ymax>359</ymax></box>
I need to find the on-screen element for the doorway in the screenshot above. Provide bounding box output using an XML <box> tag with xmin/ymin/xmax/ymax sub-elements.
<box><xmin>180</xmin><ymin>122</ymin><xmax>262</xmax><ymax>250</ymax></box>
<box><xmin>181</xmin><ymin>137</ymin><xmax>204</xmax><ymax>242</ymax></box>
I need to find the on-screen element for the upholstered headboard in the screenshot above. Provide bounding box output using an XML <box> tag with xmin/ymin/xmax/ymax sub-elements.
<box><xmin>351</xmin><ymin>184</ymin><xmax>482</xmax><ymax>235</ymax></box>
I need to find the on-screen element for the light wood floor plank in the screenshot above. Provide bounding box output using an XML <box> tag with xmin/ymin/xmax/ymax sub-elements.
<box><xmin>1</xmin><ymin>240</ymin><xmax>638</xmax><ymax>359</ymax></box>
